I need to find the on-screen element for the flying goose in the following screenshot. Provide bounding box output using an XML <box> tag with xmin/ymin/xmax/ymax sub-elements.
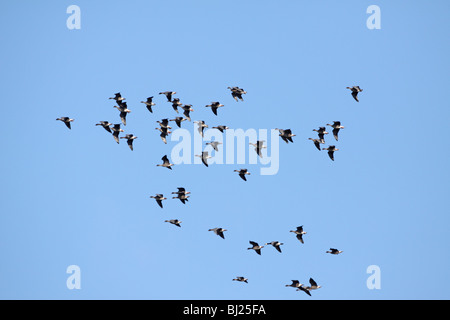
<box><xmin>111</xmin><ymin>124</ymin><xmax>124</xmax><ymax>143</ymax></box>
<box><xmin>194</xmin><ymin>120</ymin><xmax>208</xmax><ymax>137</ymax></box>
<box><xmin>290</xmin><ymin>226</ymin><xmax>307</xmax><ymax>244</ymax></box>
<box><xmin>155</xmin><ymin>127</ymin><xmax>172</xmax><ymax>144</ymax></box>
<box><xmin>120</xmin><ymin>134</ymin><xmax>137</xmax><ymax>151</ymax></box>
<box><xmin>140</xmin><ymin>97</ymin><xmax>155</xmax><ymax>113</ymax></box>
<box><xmin>249</xmin><ymin>140</ymin><xmax>266</xmax><ymax>158</ymax></box>
<box><xmin>172</xmin><ymin>192</ymin><xmax>190</xmax><ymax>204</ymax></box>
<box><xmin>171</xmin><ymin>187</ymin><xmax>191</xmax><ymax>196</ymax></box>
<box><xmin>195</xmin><ymin>151</ymin><xmax>212</xmax><ymax>167</ymax></box>
<box><xmin>326</xmin><ymin>248</ymin><xmax>343</xmax><ymax>255</ymax></box>
<box><xmin>234</xmin><ymin>169</ymin><xmax>250</xmax><ymax>181</ymax></box>
<box><xmin>346</xmin><ymin>86</ymin><xmax>363</xmax><ymax>102</ymax></box>
<box><xmin>171</xmin><ymin>98</ymin><xmax>182</xmax><ymax>113</ymax></box>
<box><xmin>322</xmin><ymin>145</ymin><xmax>339</xmax><ymax>161</ymax></box>
<box><xmin>227</xmin><ymin>86</ymin><xmax>247</xmax><ymax>101</ymax></box>
<box><xmin>181</xmin><ymin>104</ymin><xmax>194</xmax><ymax>121</ymax></box>
<box><xmin>157</xmin><ymin>118</ymin><xmax>171</xmax><ymax>129</ymax></box>
<box><xmin>205</xmin><ymin>102</ymin><xmax>224</xmax><ymax>116</ymax></box>
<box><xmin>248</xmin><ymin>241</ymin><xmax>264</xmax><ymax>255</ymax></box>
<box><xmin>308</xmin><ymin>138</ymin><xmax>322</xmax><ymax>151</ymax></box>
<box><xmin>265</xmin><ymin>241</ymin><xmax>284</xmax><ymax>253</ymax></box>
<box><xmin>312</xmin><ymin>127</ymin><xmax>328</xmax><ymax>144</ymax></box>
<box><xmin>56</xmin><ymin>117</ymin><xmax>74</xmax><ymax>129</ymax></box>
<box><xmin>233</xmin><ymin>277</ymin><xmax>248</xmax><ymax>284</ymax></box>
<box><xmin>169</xmin><ymin>117</ymin><xmax>187</xmax><ymax>128</ymax></box>
<box><xmin>326</xmin><ymin>121</ymin><xmax>344</xmax><ymax>141</ymax></box>
<box><xmin>206</xmin><ymin>141</ymin><xmax>222</xmax><ymax>152</ymax></box>
<box><xmin>305</xmin><ymin>278</ymin><xmax>321</xmax><ymax>291</ymax></box>
<box><xmin>159</xmin><ymin>91</ymin><xmax>176</xmax><ymax>102</ymax></box>
<box><xmin>157</xmin><ymin>155</ymin><xmax>174</xmax><ymax>170</ymax></box>
<box><xmin>296</xmin><ymin>285</ymin><xmax>312</xmax><ymax>297</ymax></box>
<box><xmin>150</xmin><ymin>194</ymin><xmax>167</xmax><ymax>208</ymax></box>
<box><xmin>285</xmin><ymin>280</ymin><xmax>302</xmax><ymax>288</ymax></box>
<box><xmin>208</xmin><ymin>227</ymin><xmax>227</xmax><ymax>239</ymax></box>
<box><xmin>165</xmin><ymin>219</ymin><xmax>182</xmax><ymax>227</ymax></box>
<box><xmin>212</xmin><ymin>125</ymin><xmax>229</xmax><ymax>133</ymax></box>
<box><xmin>275</xmin><ymin>128</ymin><xmax>296</xmax><ymax>144</ymax></box>
<box><xmin>96</xmin><ymin>121</ymin><xmax>113</xmax><ymax>133</ymax></box>
<box><xmin>113</xmin><ymin>102</ymin><xmax>131</xmax><ymax>126</ymax></box>
<box><xmin>109</xmin><ymin>92</ymin><xmax>125</xmax><ymax>102</ymax></box>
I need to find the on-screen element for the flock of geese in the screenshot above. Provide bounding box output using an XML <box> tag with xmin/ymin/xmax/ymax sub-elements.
<box><xmin>56</xmin><ymin>84</ymin><xmax>362</xmax><ymax>298</ymax></box>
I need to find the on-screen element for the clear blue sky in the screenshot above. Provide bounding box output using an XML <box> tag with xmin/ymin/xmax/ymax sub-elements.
<box><xmin>1</xmin><ymin>0</ymin><xmax>449</xmax><ymax>300</ymax></box>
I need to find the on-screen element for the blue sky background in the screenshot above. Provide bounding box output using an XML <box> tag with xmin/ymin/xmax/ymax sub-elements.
<box><xmin>1</xmin><ymin>0</ymin><xmax>449</xmax><ymax>300</ymax></box>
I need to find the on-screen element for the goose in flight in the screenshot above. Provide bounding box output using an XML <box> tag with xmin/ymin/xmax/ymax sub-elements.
<box><xmin>150</xmin><ymin>194</ymin><xmax>167</xmax><ymax>208</ymax></box>
<box><xmin>195</xmin><ymin>151</ymin><xmax>212</xmax><ymax>167</ymax></box>
<box><xmin>212</xmin><ymin>125</ymin><xmax>229</xmax><ymax>133</ymax></box>
<box><xmin>206</xmin><ymin>141</ymin><xmax>222</xmax><ymax>152</ymax></box>
<box><xmin>208</xmin><ymin>227</ymin><xmax>227</xmax><ymax>239</ymax></box>
<box><xmin>312</xmin><ymin>127</ymin><xmax>328</xmax><ymax>144</ymax></box>
<box><xmin>194</xmin><ymin>120</ymin><xmax>208</xmax><ymax>137</ymax></box>
<box><xmin>114</xmin><ymin>102</ymin><xmax>131</xmax><ymax>126</ymax></box>
<box><xmin>169</xmin><ymin>117</ymin><xmax>188</xmax><ymax>128</ymax></box>
<box><xmin>140</xmin><ymin>97</ymin><xmax>155</xmax><ymax>113</ymax></box>
<box><xmin>234</xmin><ymin>169</ymin><xmax>250</xmax><ymax>181</ymax></box>
<box><xmin>228</xmin><ymin>86</ymin><xmax>247</xmax><ymax>101</ymax></box>
<box><xmin>159</xmin><ymin>91</ymin><xmax>176</xmax><ymax>102</ymax></box>
<box><xmin>109</xmin><ymin>92</ymin><xmax>125</xmax><ymax>102</ymax></box>
<box><xmin>157</xmin><ymin>118</ymin><xmax>171</xmax><ymax>129</ymax></box>
<box><xmin>56</xmin><ymin>117</ymin><xmax>74</xmax><ymax>129</ymax></box>
<box><xmin>205</xmin><ymin>101</ymin><xmax>224</xmax><ymax>116</ymax></box>
<box><xmin>120</xmin><ymin>134</ymin><xmax>137</xmax><ymax>151</ymax></box>
<box><xmin>171</xmin><ymin>98</ymin><xmax>182</xmax><ymax>113</ymax></box>
<box><xmin>232</xmin><ymin>276</ymin><xmax>248</xmax><ymax>284</ymax></box>
<box><xmin>296</xmin><ymin>285</ymin><xmax>312</xmax><ymax>297</ymax></box>
<box><xmin>326</xmin><ymin>121</ymin><xmax>345</xmax><ymax>141</ymax></box>
<box><xmin>249</xmin><ymin>140</ymin><xmax>266</xmax><ymax>158</ymax></box>
<box><xmin>157</xmin><ymin>155</ymin><xmax>174</xmax><ymax>170</ymax></box>
<box><xmin>305</xmin><ymin>278</ymin><xmax>321</xmax><ymax>291</ymax></box>
<box><xmin>171</xmin><ymin>187</ymin><xmax>191</xmax><ymax>196</ymax></box>
<box><xmin>285</xmin><ymin>280</ymin><xmax>302</xmax><ymax>288</ymax></box>
<box><xmin>290</xmin><ymin>226</ymin><xmax>307</xmax><ymax>244</ymax></box>
<box><xmin>248</xmin><ymin>241</ymin><xmax>264</xmax><ymax>255</ymax></box>
<box><xmin>96</xmin><ymin>121</ymin><xmax>113</xmax><ymax>133</ymax></box>
<box><xmin>275</xmin><ymin>128</ymin><xmax>296</xmax><ymax>144</ymax></box>
<box><xmin>155</xmin><ymin>127</ymin><xmax>172</xmax><ymax>144</ymax></box>
<box><xmin>308</xmin><ymin>138</ymin><xmax>322</xmax><ymax>151</ymax></box>
<box><xmin>265</xmin><ymin>241</ymin><xmax>284</xmax><ymax>253</ymax></box>
<box><xmin>111</xmin><ymin>124</ymin><xmax>124</xmax><ymax>143</ymax></box>
<box><xmin>165</xmin><ymin>219</ymin><xmax>182</xmax><ymax>227</ymax></box>
<box><xmin>172</xmin><ymin>192</ymin><xmax>190</xmax><ymax>204</ymax></box>
<box><xmin>322</xmin><ymin>145</ymin><xmax>339</xmax><ymax>161</ymax></box>
<box><xmin>346</xmin><ymin>86</ymin><xmax>363</xmax><ymax>102</ymax></box>
<box><xmin>326</xmin><ymin>248</ymin><xmax>343</xmax><ymax>255</ymax></box>
<box><xmin>181</xmin><ymin>104</ymin><xmax>194</xmax><ymax>121</ymax></box>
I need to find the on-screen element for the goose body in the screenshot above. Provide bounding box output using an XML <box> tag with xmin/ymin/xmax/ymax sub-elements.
<box><xmin>111</xmin><ymin>124</ymin><xmax>124</xmax><ymax>143</ymax></box>
<box><xmin>233</xmin><ymin>277</ymin><xmax>248</xmax><ymax>283</ymax></box>
<box><xmin>247</xmin><ymin>241</ymin><xmax>264</xmax><ymax>255</ymax></box>
<box><xmin>120</xmin><ymin>134</ymin><xmax>137</xmax><ymax>151</ymax></box>
<box><xmin>195</xmin><ymin>151</ymin><xmax>212</xmax><ymax>167</ymax></box>
<box><xmin>228</xmin><ymin>86</ymin><xmax>247</xmax><ymax>101</ymax></box>
<box><xmin>275</xmin><ymin>128</ymin><xmax>296</xmax><ymax>143</ymax></box>
<box><xmin>208</xmin><ymin>227</ymin><xmax>227</xmax><ymax>239</ymax></box>
<box><xmin>114</xmin><ymin>102</ymin><xmax>131</xmax><ymax>126</ymax></box>
<box><xmin>312</xmin><ymin>127</ymin><xmax>328</xmax><ymax>144</ymax></box>
<box><xmin>308</xmin><ymin>138</ymin><xmax>322</xmax><ymax>151</ymax></box>
<box><xmin>155</xmin><ymin>127</ymin><xmax>172</xmax><ymax>144</ymax></box>
<box><xmin>96</xmin><ymin>121</ymin><xmax>113</xmax><ymax>133</ymax></box>
<box><xmin>194</xmin><ymin>120</ymin><xmax>208</xmax><ymax>137</ymax></box>
<box><xmin>159</xmin><ymin>91</ymin><xmax>176</xmax><ymax>102</ymax></box>
<box><xmin>322</xmin><ymin>145</ymin><xmax>339</xmax><ymax>161</ymax></box>
<box><xmin>285</xmin><ymin>280</ymin><xmax>302</xmax><ymax>288</ymax></box>
<box><xmin>205</xmin><ymin>101</ymin><xmax>224</xmax><ymax>116</ymax></box>
<box><xmin>171</xmin><ymin>187</ymin><xmax>190</xmax><ymax>204</ymax></box>
<box><xmin>206</xmin><ymin>141</ymin><xmax>222</xmax><ymax>152</ymax></box>
<box><xmin>290</xmin><ymin>226</ymin><xmax>307</xmax><ymax>244</ymax></box>
<box><xmin>150</xmin><ymin>194</ymin><xmax>167</xmax><ymax>208</ymax></box>
<box><xmin>234</xmin><ymin>169</ymin><xmax>250</xmax><ymax>181</ymax></box>
<box><xmin>56</xmin><ymin>117</ymin><xmax>74</xmax><ymax>129</ymax></box>
<box><xmin>212</xmin><ymin>125</ymin><xmax>229</xmax><ymax>133</ymax></box>
<box><xmin>265</xmin><ymin>241</ymin><xmax>284</xmax><ymax>253</ymax></box>
<box><xmin>326</xmin><ymin>121</ymin><xmax>344</xmax><ymax>141</ymax></box>
<box><xmin>141</xmin><ymin>97</ymin><xmax>155</xmax><ymax>113</ymax></box>
<box><xmin>326</xmin><ymin>248</ymin><xmax>343</xmax><ymax>255</ymax></box>
<box><xmin>181</xmin><ymin>104</ymin><xmax>194</xmax><ymax>121</ymax></box>
<box><xmin>305</xmin><ymin>278</ymin><xmax>321</xmax><ymax>291</ymax></box>
<box><xmin>165</xmin><ymin>219</ymin><xmax>182</xmax><ymax>227</ymax></box>
<box><xmin>109</xmin><ymin>92</ymin><xmax>125</xmax><ymax>102</ymax></box>
<box><xmin>249</xmin><ymin>140</ymin><xmax>266</xmax><ymax>158</ymax></box>
<box><xmin>170</xmin><ymin>117</ymin><xmax>187</xmax><ymax>128</ymax></box>
<box><xmin>347</xmin><ymin>86</ymin><xmax>363</xmax><ymax>102</ymax></box>
<box><xmin>171</xmin><ymin>98</ymin><xmax>182</xmax><ymax>113</ymax></box>
<box><xmin>157</xmin><ymin>155</ymin><xmax>174</xmax><ymax>170</ymax></box>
